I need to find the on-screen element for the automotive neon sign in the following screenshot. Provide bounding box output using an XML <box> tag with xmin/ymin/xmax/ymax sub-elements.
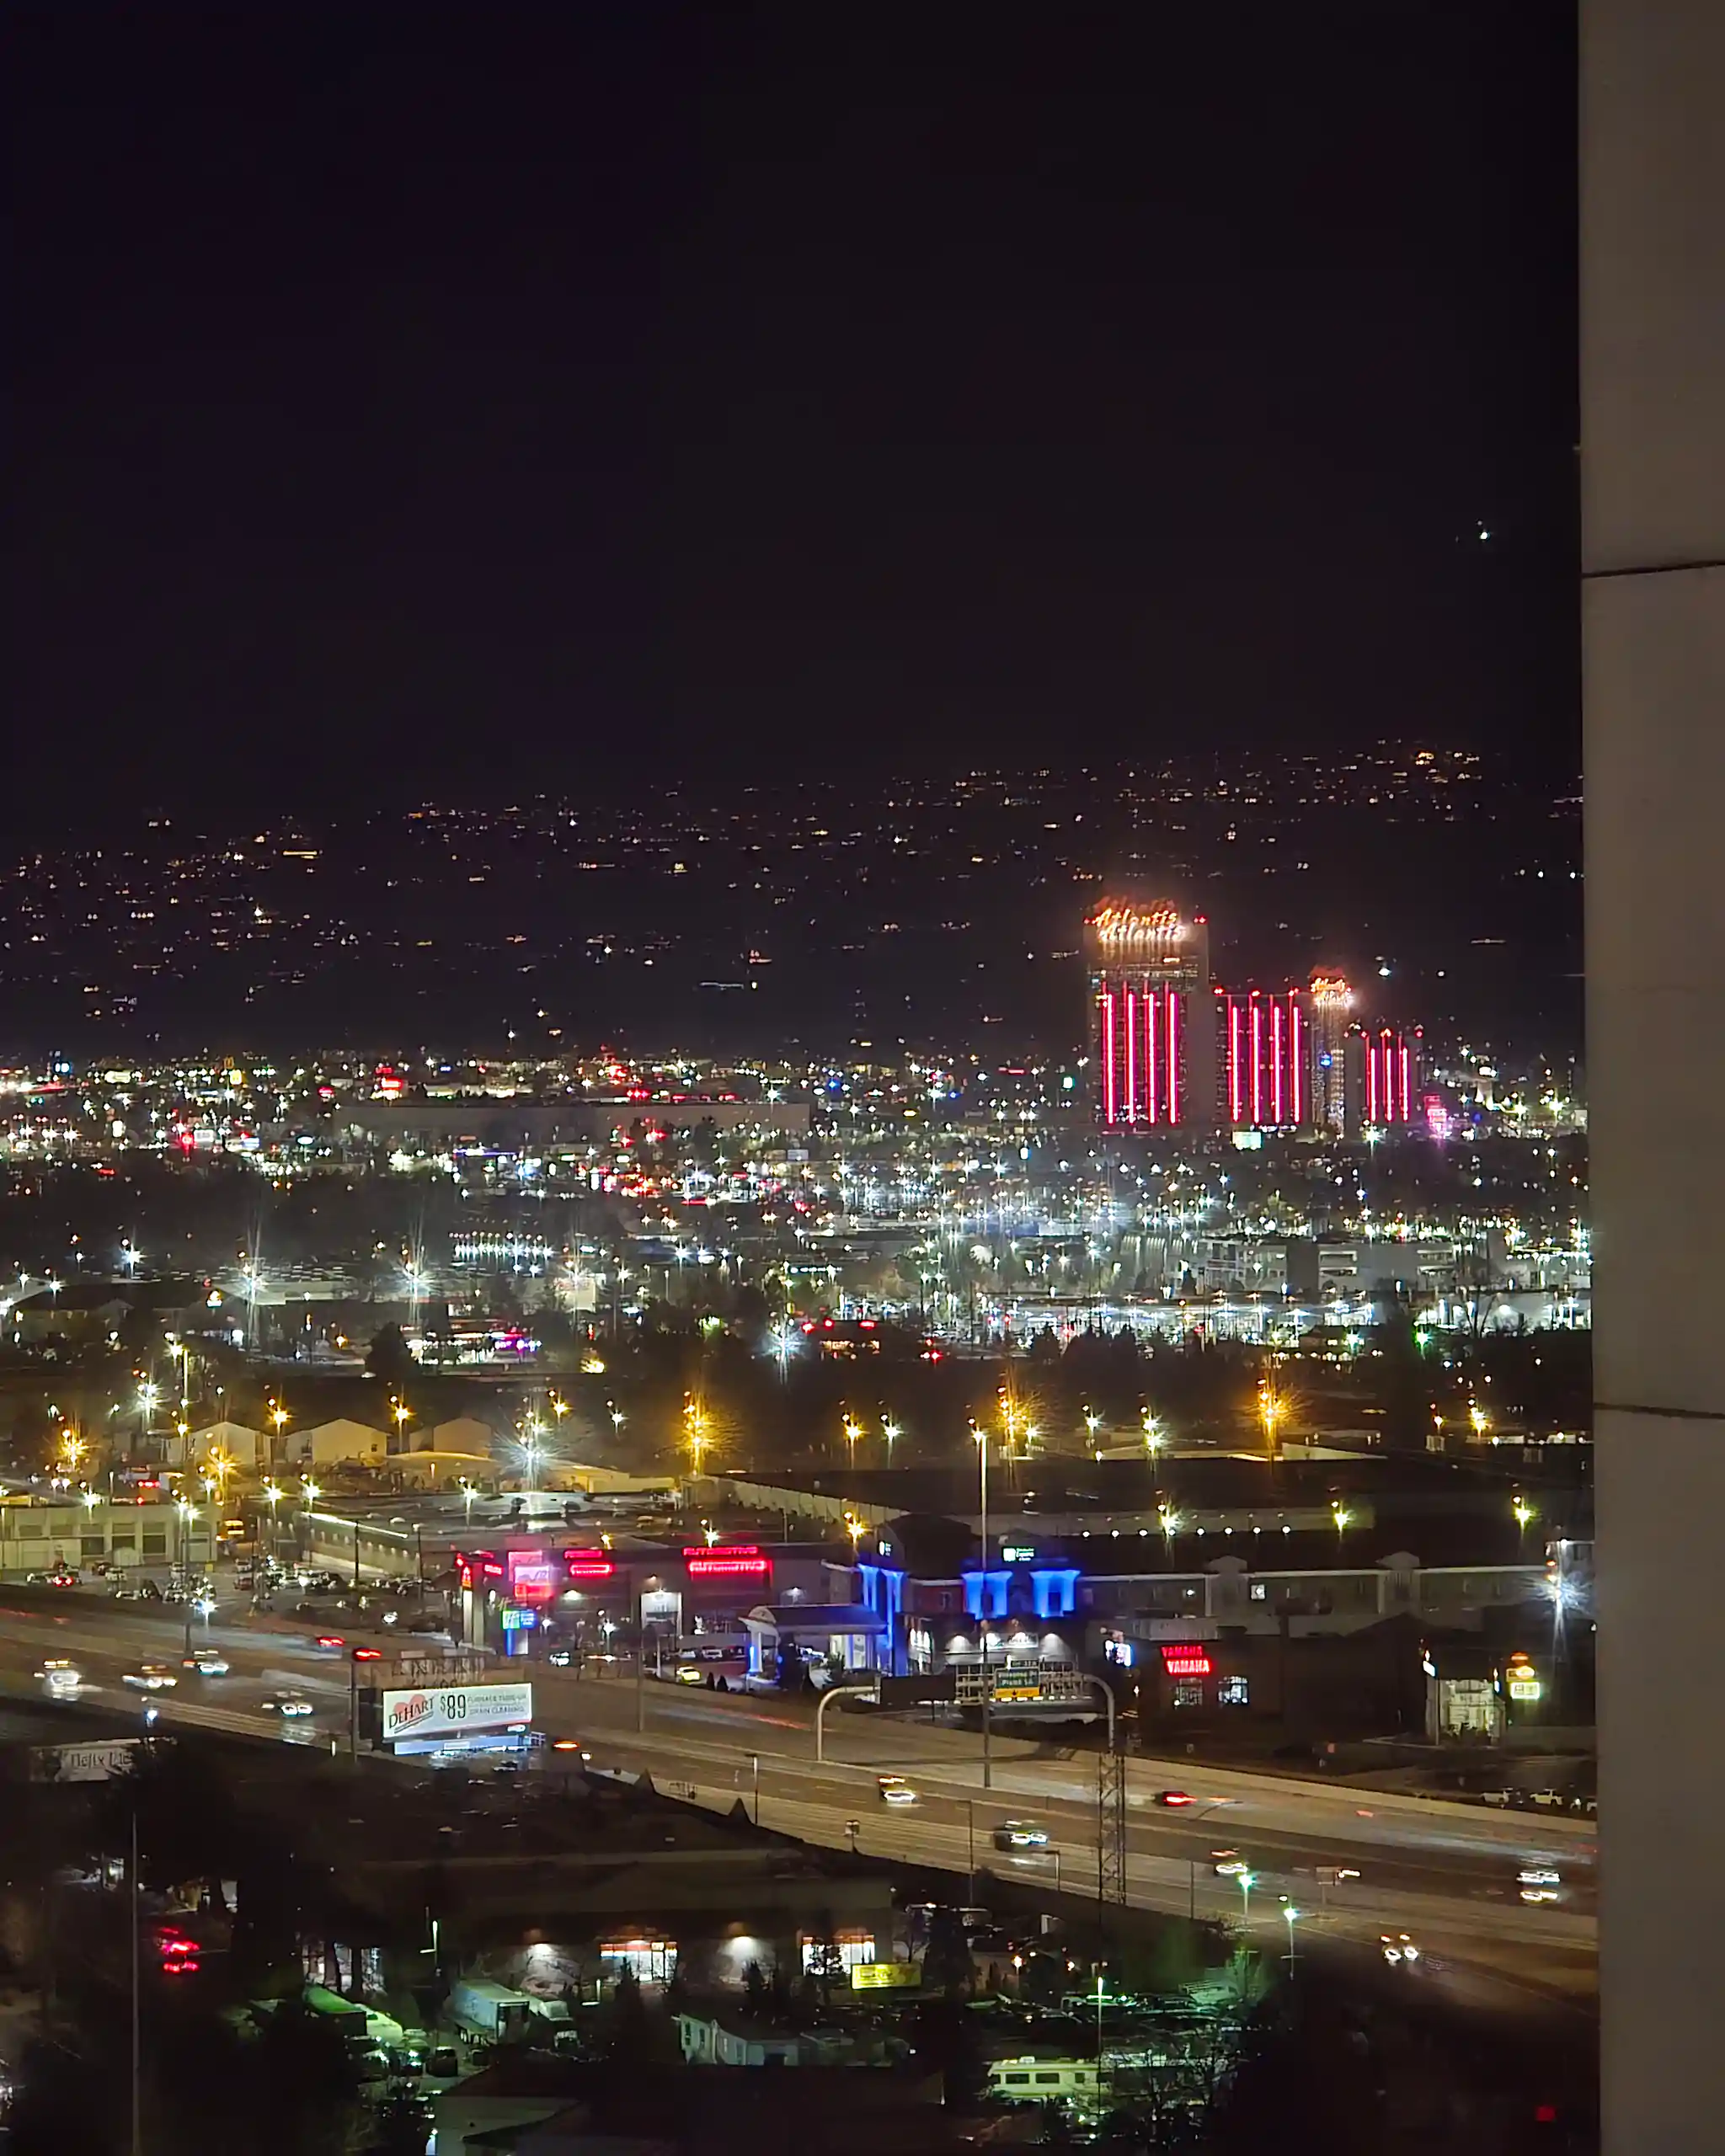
<box><xmin>684</xmin><ymin>1545</ymin><xmax>771</xmax><ymax>1578</ymax></box>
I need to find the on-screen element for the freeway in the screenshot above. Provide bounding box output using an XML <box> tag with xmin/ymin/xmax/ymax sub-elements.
<box><xmin>0</xmin><ymin>1587</ymin><xmax>1595</xmax><ymax>2004</ymax></box>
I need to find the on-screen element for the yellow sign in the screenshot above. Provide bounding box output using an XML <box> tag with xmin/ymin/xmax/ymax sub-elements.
<box><xmin>852</xmin><ymin>1961</ymin><xmax>921</xmax><ymax>1990</ymax></box>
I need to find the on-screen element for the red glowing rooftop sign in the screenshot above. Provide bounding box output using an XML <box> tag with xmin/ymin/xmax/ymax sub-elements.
<box><xmin>684</xmin><ymin>1544</ymin><xmax>772</xmax><ymax>1578</ymax></box>
<box><xmin>564</xmin><ymin>1551</ymin><xmax>616</xmax><ymax>1581</ymax></box>
<box><xmin>1160</xmin><ymin>1646</ymin><xmax>1213</xmax><ymax>1678</ymax></box>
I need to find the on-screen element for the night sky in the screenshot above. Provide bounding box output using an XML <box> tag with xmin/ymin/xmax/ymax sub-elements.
<box><xmin>6</xmin><ymin>4</ymin><xmax>1578</xmax><ymax>825</ymax></box>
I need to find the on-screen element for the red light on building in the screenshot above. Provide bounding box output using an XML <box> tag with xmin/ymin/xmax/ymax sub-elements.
<box><xmin>564</xmin><ymin>1553</ymin><xmax>616</xmax><ymax>1581</ymax></box>
<box><xmin>1160</xmin><ymin>1646</ymin><xmax>1213</xmax><ymax>1677</ymax></box>
<box><xmin>685</xmin><ymin>1545</ymin><xmax>772</xmax><ymax>1578</ymax></box>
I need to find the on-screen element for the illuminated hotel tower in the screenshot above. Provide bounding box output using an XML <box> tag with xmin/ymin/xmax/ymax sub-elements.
<box><xmin>1087</xmin><ymin>901</ymin><xmax>1214</xmax><ymax>1131</ymax></box>
<box><xmin>1308</xmin><ymin>974</ymin><xmax>1354</xmax><ymax>1134</ymax></box>
<box><xmin>1220</xmin><ymin>987</ymin><xmax>1308</xmax><ymax>1130</ymax></box>
<box><xmin>1342</xmin><ymin>1024</ymin><xmax>1421</xmax><ymax>1136</ymax></box>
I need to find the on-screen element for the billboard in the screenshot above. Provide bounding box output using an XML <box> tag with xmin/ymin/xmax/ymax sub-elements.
<box><xmin>32</xmin><ymin>1740</ymin><xmax>141</xmax><ymax>1783</ymax></box>
<box><xmin>852</xmin><ymin>1961</ymin><xmax>920</xmax><ymax>1990</ymax></box>
<box><xmin>381</xmin><ymin>1682</ymin><xmax>533</xmax><ymax>1745</ymax></box>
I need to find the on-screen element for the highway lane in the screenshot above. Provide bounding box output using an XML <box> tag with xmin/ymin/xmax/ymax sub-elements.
<box><xmin>535</xmin><ymin>1667</ymin><xmax>1595</xmax><ymax>1902</ymax></box>
<box><xmin>0</xmin><ymin>1592</ymin><xmax>1597</xmax><ymax>1992</ymax></box>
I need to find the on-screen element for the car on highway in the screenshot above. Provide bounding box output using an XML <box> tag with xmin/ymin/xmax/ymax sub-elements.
<box><xmin>1211</xmin><ymin>1850</ymin><xmax>1250</xmax><ymax>1876</ymax></box>
<box><xmin>1381</xmin><ymin>1933</ymin><xmax>1421</xmax><ymax>1967</ymax></box>
<box><xmin>877</xmin><ymin>1775</ymin><xmax>920</xmax><ymax>1806</ymax></box>
<box><xmin>122</xmin><ymin>1664</ymin><xmax>179</xmax><ymax>1691</ymax></box>
<box><xmin>992</xmin><ymin>1820</ymin><xmax>1049</xmax><ymax>1850</ymax></box>
<box><xmin>260</xmin><ymin>1693</ymin><xmax>315</xmax><ymax>1717</ymax></box>
<box><xmin>182</xmin><ymin>1649</ymin><xmax>230</xmax><ymax>1677</ymax></box>
<box><xmin>36</xmin><ymin>1660</ymin><xmax>82</xmax><ymax>1696</ymax></box>
<box><xmin>314</xmin><ymin>1635</ymin><xmax>346</xmax><ymax>1652</ymax></box>
<box><xmin>1518</xmin><ymin>1865</ymin><xmax>1565</xmax><ymax>1903</ymax></box>
<box><xmin>111</xmin><ymin>1579</ymin><xmax>162</xmax><ymax>1602</ymax></box>
<box><xmin>547</xmin><ymin>1649</ymin><xmax>573</xmax><ymax>1668</ymax></box>
<box><xmin>1152</xmin><ymin>1790</ymin><xmax>1194</xmax><ymax>1807</ymax></box>
<box><xmin>25</xmin><ymin>1569</ymin><xmax>79</xmax><ymax>1588</ymax></box>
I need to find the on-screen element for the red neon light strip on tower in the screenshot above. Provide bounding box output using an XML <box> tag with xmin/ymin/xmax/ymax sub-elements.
<box><xmin>1228</xmin><ymin>1001</ymin><xmax>1242</xmax><ymax>1123</ymax></box>
<box><xmin>1250</xmin><ymin>996</ymin><xmax>1263</xmax><ymax>1125</ymax></box>
<box><xmin>1124</xmin><ymin>989</ymin><xmax>1137</xmax><ymax>1124</ymax></box>
<box><xmin>1399</xmin><ymin>1042</ymin><xmax>1411</xmax><ymax>1122</ymax></box>
<box><xmin>1290</xmin><ymin>996</ymin><xmax>1304</xmax><ymax>1125</ymax></box>
<box><xmin>1144</xmin><ymin>989</ymin><xmax>1157</xmax><ymax>1123</ymax></box>
<box><xmin>1366</xmin><ymin>1038</ymin><xmax>1378</xmax><ymax>1124</ymax></box>
<box><xmin>1101</xmin><ymin>994</ymin><xmax>1116</xmax><ymax>1125</ymax></box>
<box><xmin>1271</xmin><ymin>1001</ymin><xmax>1284</xmax><ymax>1124</ymax></box>
<box><xmin>1167</xmin><ymin>990</ymin><xmax>1180</xmax><ymax>1123</ymax></box>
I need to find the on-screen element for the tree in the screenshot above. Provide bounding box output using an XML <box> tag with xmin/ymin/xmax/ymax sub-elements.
<box><xmin>921</xmin><ymin>1906</ymin><xmax>973</xmax><ymax>1996</ymax></box>
<box><xmin>362</xmin><ymin>2087</ymin><xmax>435</xmax><ymax>2154</ymax></box>
<box><xmin>365</xmin><ymin>1323</ymin><xmax>415</xmax><ymax>1387</ymax></box>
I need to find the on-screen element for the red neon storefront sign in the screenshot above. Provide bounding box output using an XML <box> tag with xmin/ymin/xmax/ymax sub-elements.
<box><xmin>1160</xmin><ymin>1646</ymin><xmax>1213</xmax><ymax>1677</ymax></box>
<box><xmin>685</xmin><ymin>1545</ymin><xmax>772</xmax><ymax>1578</ymax></box>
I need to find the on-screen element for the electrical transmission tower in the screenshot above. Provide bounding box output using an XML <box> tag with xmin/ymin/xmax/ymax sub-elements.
<box><xmin>1096</xmin><ymin>1750</ymin><xmax>1128</xmax><ymax>1914</ymax></box>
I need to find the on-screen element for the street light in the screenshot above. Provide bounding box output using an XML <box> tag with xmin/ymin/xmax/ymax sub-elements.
<box><xmin>1332</xmin><ymin>1500</ymin><xmax>1352</xmax><ymax>1536</ymax></box>
<box><xmin>1237</xmin><ymin>1870</ymin><xmax>1256</xmax><ymax>1928</ymax></box>
<box><xmin>1083</xmin><ymin>1409</ymin><xmax>1103</xmax><ymax>1459</ymax></box>
<box><xmin>1282</xmin><ymin>1903</ymin><xmax>1300</xmax><ymax>1972</ymax></box>
<box><xmin>881</xmin><ymin>1417</ymin><xmax>901</xmax><ymax>1467</ymax></box>
<box><xmin>1141</xmin><ymin>1411</ymin><xmax>1164</xmax><ymax>1460</ymax></box>
<box><xmin>973</xmin><ymin>1418</ymin><xmax>993</xmax><ymax>1790</ymax></box>
<box><xmin>841</xmin><ymin>1412</ymin><xmax>862</xmax><ymax>1469</ymax></box>
<box><xmin>1258</xmin><ymin>1382</ymin><xmax>1284</xmax><ymax>1460</ymax></box>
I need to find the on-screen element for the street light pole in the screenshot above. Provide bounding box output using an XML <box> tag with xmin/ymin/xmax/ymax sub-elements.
<box><xmin>130</xmin><ymin>1801</ymin><xmax>142</xmax><ymax>2156</ymax></box>
<box><xmin>975</xmin><ymin>1423</ymin><xmax>992</xmax><ymax>1791</ymax></box>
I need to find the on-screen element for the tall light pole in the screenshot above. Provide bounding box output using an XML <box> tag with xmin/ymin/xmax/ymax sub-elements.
<box><xmin>973</xmin><ymin>1419</ymin><xmax>993</xmax><ymax>1790</ymax></box>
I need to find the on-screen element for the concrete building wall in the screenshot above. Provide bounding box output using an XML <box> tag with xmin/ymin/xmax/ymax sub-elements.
<box><xmin>1583</xmin><ymin>2</ymin><xmax>1725</xmax><ymax>2144</ymax></box>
